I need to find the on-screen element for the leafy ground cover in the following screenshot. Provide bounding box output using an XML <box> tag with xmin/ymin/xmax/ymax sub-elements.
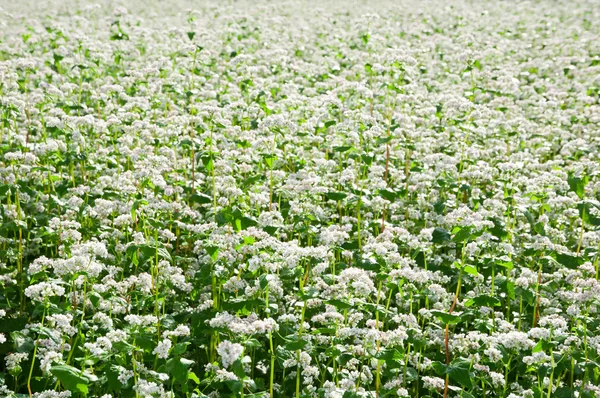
<box><xmin>1</xmin><ymin>0</ymin><xmax>600</xmax><ymax>397</ymax></box>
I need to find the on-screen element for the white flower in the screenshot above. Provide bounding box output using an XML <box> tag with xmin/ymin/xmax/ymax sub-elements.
<box><xmin>116</xmin><ymin>367</ymin><xmax>134</xmax><ymax>385</ymax></box>
<box><xmin>217</xmin><ymin>340</ymin><xmax>244</xmax><ymax>369</ymax></box>
<box><xmin>6</xmin><ymin>352</ymin><xmax>28</xmax><ymax>371</ymax></box>
<box><xmin>24</xmin><ymin>282</ymin><xmax>65</xmax><ymax>302</ymax></box>
<box><xmin>490</xmin><ymin>371</ymin><xmax>505</xmax><ymax>387</ymax></box>
<box><xmin>422</xmin><ymin>376</ymin><xmax>445</xmax><ymax>390</ymax></box>
<box><xmin>152</xmin><ymin>339</ymin><xmax>172</xmax><ymax>359</ymax></box>
<box><xmin>32</xmin><ymin>391</ymin><xmax>72</xmax><ymax>398</ymax></box>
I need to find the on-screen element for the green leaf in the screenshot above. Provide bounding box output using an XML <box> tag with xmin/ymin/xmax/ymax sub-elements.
<box><xmin>324</xmin><ymin>191</ymin><xmax>347</xmax><ymax>201</ymax></box>
<box><xmin>452</xmin><ymin>226</ymin><xmax>472</xmax><ymax>243</ymax></box>
<box><xmin>285</xmin><ymin>339</ymin><xmax>308</xmax><ymax>351</ymax></box>
<box><xmin>225</xmin><ymin>380</ymin><xmax>243</xmax><ymax>394</ymax></box>
<box><xmin>166</xmin><ymin>357</ymin><xmax>195</xmax><ymax>384</ymax></box>
<box><xmin>431</xmin><ymin>310</ymin><xmax>461</xmax><ymax>325</ymax></box>
<box><xmin>131</xmin><ymin>250</ymin><xmax>139</xmax><ymax>266</ymax></box>
<box><xmin>498</xmin><ymin>278</ymin><xmax>516</xmax><ymax>300</ymax></box>
<box><xmin>375</xmin><ymin>349</ymin><xmax>402</xmax><ymax>361</ymax></box>
<box><xmin>131</xmin><ymin>199</ymin><xmax>148</xmax><ymax>220</ymax></box>
<box><xmin>205</xmin><ymin>246</ymin><xmax>219</xmax><ymax>261</ymax></box>
<box><xmin>379</xmin><ymin>189</ymin><xmax>397</xmax><ymax>201</ymax></box>
<box><xmin>554</xmin><ymin>387</ymin><xmax>576</xmax><ymax>398</ymax></box>
<box><xmin>578</xmin><ymin>201</ymin><xmax>600</xmax><ymax>226</ymax></box>
<box><xmin>245</xmin><ymin>338</ymin><xmax>262</xmax><ymax>348</ymax></box>
<box><xmin>232</xmin><ymin>357</ymin><xmax>246</xmax><ymax>378</ymax></box>
<box><xmin>188</xmin><ymin>371</ymin><xmax>200</xmax><ymax>384</ymax></box>
<box><xmin>262</xmin><ymin>154</ymin><xmax>277</xmax><ymax>168</ymax></box>
<box><xmin>263</xmin><ymin>226</ymin><xmax>278</xmax><ymax>236</ymax></box>
<box><xmin>216</xmin><ymin>209</ymin><xmax>233</xmax><ymax>226</ymax></box>
<box><xmin>462</xmin><ymin>264</ymin><xmax>479</xmax><ymax>277</ymax></box>
<box><xmin>157</xmin><ymin>247</ymin><xmax>172</xmax><ymax>262</ymax></box>
<box><xmin>50</xmin><ymin>364</ymin><xmax>90</xmax><ymax>394</ymax></box>
<box><xmin>333</xmin><ymin>146</ymin><xmax>353</xmax><ymax>152</ymax></box>
<box><xmin>361</xmin><ymin>153</ymin><xmax>375</xmax><ymax>166</ymax></box>
<box><xmin>431</xmin><ymin>361</ymin><xmax>447</xmax><ymax>374</ymax></box>
<box><xmin>376</xmin><ymin>136</ymin><xmax>392</xmax><ymax>145</ymax></box>
<box><xmin>0</xmin><ymin>184</ymin><xmax>12</xmax><ymax>197</ymax></box>
<box><xmin>201</xmin><ymin>155</ymin><xmax>214</xmax><ymax>171</ymax></box>
<box><xmin>496</xmin><ymin>260</ymin><xmax>514</xmax><ymax>270</ymax></box>
<box><xmin>28</xmin><ymin>325</ymin><xmax>62</xmax><ymax>343</ymax></box>
<box><xmin>110</xmin><ymin>32</ymin><xmax>129</xmax><ymax>41</ymax></box>
<box><xmin>173</xmin><ymin>342</ymin><xmax>190</xmax><ymax>355</ymax></box>
<box><xmin>568</xmin><ymin>174</ymin><xmax>588</xmax><ymax>199</ymax></box>
<box><xmin>554</xmin><ymin>252</ymin><xmax>583</xmax><ymax>270</ymax></box>
<box><xmin>105</xmin><ymin>365</ymin><xmax>124</xmax><ymax>391</ymax></box>
<box><xmin>112</xmin><ymin>340</ymin><xmax>137</xmax><ymax>354</ymax></box>
<box><xmin>464</xmin><ymin>295</ymin><xmax>501</xmax><ymax>307</ymax></box>
<box><xmin>88</xmin><ymin>292</ymin><xmax>101</xmax><ymax>308</ymax></box>
<box><xmin>231</xmin><ymin>208</ymin><xmax>258</xmax><ymax>231</ymax></box>
<box><xmin>327</xmin><ymin>299</ymin><xmax>353</xmax><ymax>309</ymax></box>
<box><xmin>190</xmin><ymin>193</ymin><xmax>212</xmax><ymax>205</ymax></box>
<box><xmin>447</xmin><ymin>360</ymin><xmax>472</xmax><ymax>389</ymax></box>
<box><xmin>259</xmin><ymin>274</ymin><xmax>269</xmax><ymax>289</ymax></box>
<box><xmin>532</xmin><ymin>339</ymin><xmax>554</xmax><ymax>353</ymax></box>
<box><xmin>432</xmin><ymin>228</ymin><xmax>451</xmax><ymax>244</ymax></box>
<box><xmin>10</xmin><ymin>331</ymin><xmax>34</xmax><ymax>353</ymax></box>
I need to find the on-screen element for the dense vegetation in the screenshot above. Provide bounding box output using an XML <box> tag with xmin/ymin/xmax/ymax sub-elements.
<box><xmin>1</xmin><ymin>1</ymin><xmax>600</xmax><ymax>397</ymax></box>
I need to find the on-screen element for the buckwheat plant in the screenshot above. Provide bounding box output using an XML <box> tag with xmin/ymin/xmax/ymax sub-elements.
<box><xmin>1</xmin><ymin>0</ymin><xmax>600</xmax><ymax>397</ymax></box>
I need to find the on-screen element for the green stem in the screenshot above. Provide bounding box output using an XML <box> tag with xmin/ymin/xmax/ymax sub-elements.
<box><xmin>547</xmin><ymin>349</ymin><xmax>555</xmax><ymax>398</ymax></box>
<box><xmin>28</xmin><ymin>302</ymin><xmax>48</xmax><ymax>397</ymax></box>
<box><xmin>296</xmin><ymin>300</ymin><xmax>307</xmax><ymax>398</ymax></box>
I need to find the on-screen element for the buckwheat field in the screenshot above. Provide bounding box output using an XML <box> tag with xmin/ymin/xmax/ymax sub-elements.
<box><xmin>1</xmin><ymin>0</ymin><xmax>600</xmax><ymax>397</ymax></box>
